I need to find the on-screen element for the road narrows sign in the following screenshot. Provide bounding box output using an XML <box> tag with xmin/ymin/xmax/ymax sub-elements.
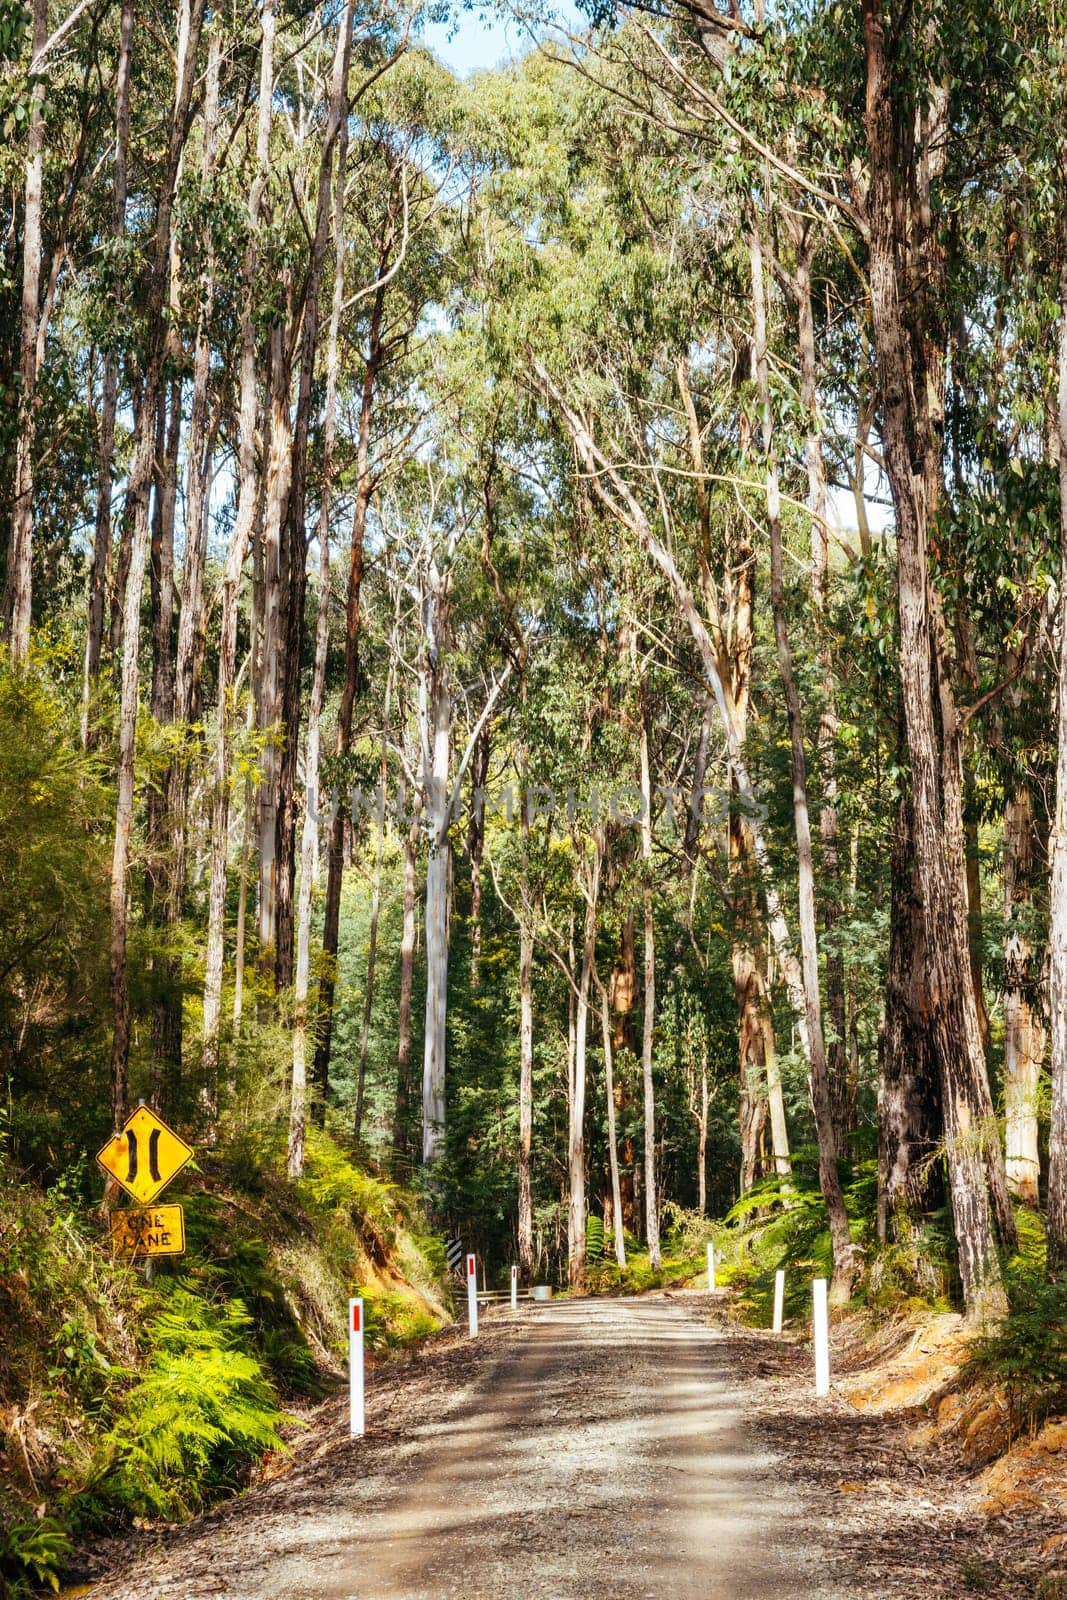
<box><xmin>108</xmin><ymin>1203</ymin><xmax>186</xmax><ymax>1258</ymax></box>
<box><xmin>96</xmin><ymin>1105</ymin><xmax>194</xmax><ymax>1205</ymax></box>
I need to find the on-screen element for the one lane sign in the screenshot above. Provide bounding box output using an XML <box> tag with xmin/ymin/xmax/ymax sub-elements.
<box><xmin>108</xmin><ymin>1203</ymin><xmax>186</xmax><ymax>1257</ymax></box>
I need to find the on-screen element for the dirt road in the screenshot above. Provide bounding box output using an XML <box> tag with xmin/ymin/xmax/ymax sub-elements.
<box><xmin>88</xmin><ymin>1294</ymin><xmax>835</xmax><ymax>1600</ymax></box>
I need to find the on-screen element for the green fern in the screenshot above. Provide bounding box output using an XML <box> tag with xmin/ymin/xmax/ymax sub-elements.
<box><xmin>0</xmin><ymin>1518</ymin><xmax>72</xmax><ymax>1596</ymax></box>
<box><xmin>94</xmin><ymin>1285</ymin><xmax>285</xmax><ymax>1520</ymax></box>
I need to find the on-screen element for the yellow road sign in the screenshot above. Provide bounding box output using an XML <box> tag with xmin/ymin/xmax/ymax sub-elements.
<box><xmin>96</xmin><ymin>1105</ymin><xmax>194</xmax><ymax>1204</ymax></box>
<box><xmin>108</xmin><ymin>1203</ymin><xmax>186</xmax><ymax>1258</ymax></box>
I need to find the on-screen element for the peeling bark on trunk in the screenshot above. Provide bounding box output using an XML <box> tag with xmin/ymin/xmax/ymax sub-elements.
<box><xmin>863</xmin><ymin>0</ymin><xmax>1012</xmax><ymax>1317</ymax></box>
<box><xmin>878</xmin><ymin>784</ymin><xmax>943</xmax><ymax>1265</ymax></box>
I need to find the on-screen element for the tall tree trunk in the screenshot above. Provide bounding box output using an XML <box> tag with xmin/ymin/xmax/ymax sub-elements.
<box><xmin>762</xmin><ymin>960</ymin><xmax>791</xmax><ymax>1179</ymax></box>
<box><xmin>3</xmin><ymin>0</ymin><xmax>47</xmax><ymax>657</ymax></box>
<box><xmin>467</xmin><ymin>721</ymin><xmax>490</xmax><ymax>989</ymax></box>
<box><xmin>289</xmin><ymin>101</ymin><xmax>348</xmax><ymax>1178</ymax></box>
<box><xmin>151</xmin><ymin>17</ymin><xmax>221</xmax><ymax>1112</ymax></box>
<box><xmin>82</xmin><ymin>0</ymin><xmax>134</xmax><ymax>739</ymax></box>
<box><xmin>147</xmin><ymin>378</ymin><xmax>183</xmax><ymax>1107</ymax></box>
<box><xmin>733</xmin><ymin>852</ymin><xmax>767</xmax><ymax>1192</ymax></box>
<box><xmin>638</xmin><ymin>695</ymin><xmax>661</xmax><ymax>1271</ymax></box>
<box><xmin>878</xmin><ymin>783</ymin><xmax>943</xmax><ymax>1270</ymax></box>
<box><xmin>355</xmin><ymin>691</ymin><xmax>391</xmax><ymax>1144</ymax></box>
<box><xmin>393</xmin><ymin>809</ymin><xmax>420</xmax><ymax>1167</ymax></box>
<box><xmin>421</xmin><ymin>628</ymin><xmax>452</xmax><ymax>1165</ymax></box>
<box><xmin>165</xmin><ymin>57</ymin><xmax>220</xmax><ymax>1109</ymax></box>
<box><xmin>531</xmin><ymin>360</ymin><xmax>815</xmax><ymax>1069</ymax></box>
<box><xmin>751</xmin><ymin>226</ymin><xmax>855</xmax><ymax>1300</ymax></box>
<box><xmin>202</xmin><ymin>0</ymin><xmax>274</xmax><ymax>1081</ymax></box>
<box><xmin>863</xmin><ymin>0</ymin><xmax>1012</xmax><ymax>1317</ymax></box>
<box><xmin>1046</xmin><ymin>154</ymin><xmax>1067</xmax><ymax>1278</ymax></box>
<box><xmin>274</xmin><ymin>0</ymin><xmax>355</xmax><ymax>992</ymax></box>
<box><xmin>288</xmin><ymin>517</ymin><xmax>330</xmax><ymax>1177</ymax></box>
<box><xmin>174</xmin><ymin>19</ymin><xmax>220</xmax><ymax>736</ymax></box>
<box><xmin>596</xmin><ymin>968</ymin><xmax>627</xmax><ymax>1267</ymax></box>
<box><xmin>108</xmin><ymin>0</ymin><xmax>206</xmax><ymax>1131</ymax></box>
<box><xmin>517</xmin><ymin>812</ymin><xmax>535</xmax><ymax>1279</ymax></box>
<box><xmin>568</xmin><ymin>843</ymin><xmax>600</xmax><ymax>1287</ymax></box>
<box><xmin>684</xmin><ymin>354</ymin><xmax>776</xmax><ymax>1184</ymax></box>
<box><xmin>149</xmin><ymin>380</ymin><xmax>180</xmax><ymax>726</ymax></box>
<box><xmin>687</xmin><ymin>1035</ymin><xmax>710</xmax><ymax>1215</ymax></box>
<box><xmin>1002</xmin><ymin>782</ymin><xmax>1044</xmax><ymax>1206</ymax></box>
<box><xmin>313</xmin><ymin>282</ymin><xmax>387</xmax><ymax>1104</ymax></box>
<box><xmin>794</xmin><ymin>237</ymin><xmax>852</xmax><ymax>1155</ymax></box>
<box><xmin>611</xmin><ymin>912</ymin><xmax>638</xmax><ymax>1228</ymax></box>
<box><xmin>256</xmin><ymin>317</ymin><xmax>293</xmax><ymax>974</ymax></box>
<box><xmin>233</xmin><ymin>776</ymin><xmax>251</xmax><ymax>1047</ymax></box>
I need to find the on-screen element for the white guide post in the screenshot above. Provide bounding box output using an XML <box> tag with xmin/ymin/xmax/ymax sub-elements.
<box><xmin>467</xmin><ymin>1252</ymin><xmax>479</xmax><ymax>1338</ymax></box>
<box><xmin>772</xmin><ymin>1269</ymin><xmax>785</xmax><ymax>1335</ymax></box>
<box><xmin>813</xmin><ymin>1278</ymin><xmax>830</xmax><ymax>1397</ymax></box>
<box><xmin>349</xmin><ymin>1297</ymin><xmax>365</xmax><ymax>1436</ymax></box>
<box><xmin>510</xmin><ymin>1264</ymin><xmax>518</xmax><ymax>1311</ymax></box>
<box><xmin>706</xmin><ymin>1242</ymin><xmax>716</xmax><ymax>1290</ymax></box>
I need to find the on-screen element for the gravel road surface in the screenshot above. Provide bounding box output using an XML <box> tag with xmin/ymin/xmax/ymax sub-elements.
<box><xmin>87</xmin><ymin>1294</ymin><xmax>835</xmax><ymax>1600</ymax></box>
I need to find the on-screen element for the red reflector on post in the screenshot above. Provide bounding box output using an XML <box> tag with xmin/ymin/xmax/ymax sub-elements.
<box><xmin>352</xmin><ymin>1303</ymin><xmax>361</xmax><ymax>1332</ymax></box>
<box><xmin>467</xmin><ymin>1254</ymin><xmax>476</xmax><ymax>1277</ymax></box>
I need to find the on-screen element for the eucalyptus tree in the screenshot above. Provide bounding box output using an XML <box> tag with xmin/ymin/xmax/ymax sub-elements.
<box><xmin>861</xmin><ymin>0</ymin><xmax>1020</xmax><ymax>1315</ymax></box>
<box><xmin>202</xmin><ymin>0</ymin><xmax>279</xmax><ymax>1088</ymax></box>
<box><xmin>313</xmin><ymin>53</ymin><xmax>459</xmax><ymax>1108</ymax></box>
<box><xmin>108</xmin><ymin>0</ymin><xmax>206</xmax><ymax>1131</ymax></box>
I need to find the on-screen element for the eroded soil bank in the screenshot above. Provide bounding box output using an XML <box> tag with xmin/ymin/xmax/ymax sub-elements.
<box><xmin>77</xmin><ymin>1293</ymin><xmax>1065</xmax><ymax>1600</ymax></box>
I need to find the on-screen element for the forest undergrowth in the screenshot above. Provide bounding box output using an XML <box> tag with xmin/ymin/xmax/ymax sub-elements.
<box><xmin>0</xmin><ymin>1129</ymin><xmax>448</xmax><ymax>1597</ymax></box>
<box><xmin>711</xmin><ymin>1151</ymin><xmax>1067</xmax><ymax>1482</ymax></box>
